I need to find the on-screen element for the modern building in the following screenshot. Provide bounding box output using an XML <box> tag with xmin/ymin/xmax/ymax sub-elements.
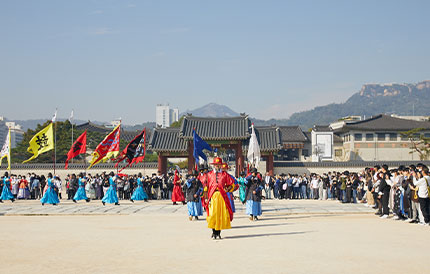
<box><xmin>156</xmin><ymin>104</ymin><xmax>179</xmax><ymax>128</ymax></box>
<box><xmin>333</xmin><ymin>114</ymin><xmax>430</xmax><ymax>161</ymax></box>
<box><xmin>0</xmin><ymin>117</ymin><xmax>24</xmax><ymax>148</ymax></box>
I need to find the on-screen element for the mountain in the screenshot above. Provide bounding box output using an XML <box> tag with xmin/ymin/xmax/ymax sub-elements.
<box><xmin>286</xmin><ymin>80</ymin><xmax>430</xmax><ymax>129</ymax></box>
<box><xmin>180</xmin><ymin>103</ymin><xmax>240</xmax><ymax>117</ymax></box>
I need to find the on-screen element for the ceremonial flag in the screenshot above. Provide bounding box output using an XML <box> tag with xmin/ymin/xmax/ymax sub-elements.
<box><xmin>115</xmin><ymin>128</ymin><xmax>145</xmax><ymax>171</ymax></box>
<box><xmin>65</xmin><ymin>130</ymin><xmax>87</xmax><ymax>169</ymax></box>
<box><xmin>69</xmin><ymin>110</ymin><xmax>74</xmax><ymax>122</ymax></box>
<box><xmin>0</xmin><ymin>128</ymin><xmax>11</xmax><ymax>170</ymax></box>
<box><xmin>23</xmin><ymin>123</ymin><xmax>54</xmax><ymax>163</ymax></box>
<box><xmin>247</xmin><ymin>124</ymin><xmax>261</xmax><ymax>168</ymax></box>
<box><xmin>193</xmin><ymin>129</ymin><xmax>212</xmax><ymax>165</ymax></box>
<box><xmin>52</xmin><ymin>109</ymin><xmax>57</xmax><ymax>123</ymax></box>
<box><xmin>88</xmin><ymin>124</ymin><xmax>121</xmax><ymax>169</ymax></box>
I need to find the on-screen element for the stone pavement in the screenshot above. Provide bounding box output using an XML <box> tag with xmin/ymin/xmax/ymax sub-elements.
<box><xmin>0</xmin><ymin>199</ymin><xmax>374</xmax><ymax>216</ymax></box>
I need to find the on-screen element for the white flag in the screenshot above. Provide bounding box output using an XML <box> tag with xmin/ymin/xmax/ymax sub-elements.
<box><xmin>69</xmin><ymin>110</ymin><xmax>74</xmax><ymax>122</ymax></box>
<box><xmin>247</xmin><ymin>124</ymin><xmax>261</xmax><ymax>169</ymax></box>
<box><xmin>0</xmin><ymin>129</ymin><xmax>11</xmax><ymax>169</ymax></box>
<box><xmin>52</xmin><ymin>109</ymin><xmax>57</xmax><ymax>123</ymax></box>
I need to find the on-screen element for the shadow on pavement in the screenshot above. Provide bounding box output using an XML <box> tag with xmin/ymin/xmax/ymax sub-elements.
<box><xmin>224</xmin><ymin>231</ymin><xmax>313</xmax><ymax>240</ymax></box>
<box><xmin>232</xmin><ymin>222</ymin><xmax>292</xmax><ymax>229</ymax></box>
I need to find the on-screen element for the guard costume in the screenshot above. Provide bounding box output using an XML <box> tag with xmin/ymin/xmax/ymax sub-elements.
<box><xmin>185</xmin><ymin>170</ymin><xmax>203</xmax><ymax>220</ymax></box>
<box><xmin>245</xmin><ymin>168</ymin><xmax>263</xmax><ymax>220</ymax></box>
<box><xmin>0</xmin><ymin>172</ymin><xmax>15</xmax><ymax>203</ymax></box>
<box><xmin>206</xmin><ymin>157</ymin><xmax>235</xmax><ymax>239</ymax></box>
<box><xmin>102</xmin><ymin>172</ymin><xmax>120</xmax><ymax>205</ymax></box>
<box><xmin>41</xmin><ymin>173</ymin><xmax>60</xmax><ymax>205</ymax></box>
<box><xmin>73</xmin><ymin>174</ymin><xmax>90</xmax><ymax>203</ymax></box>
<box><xmin>131</xmin><ymin>173</ymin><xmax>149</xmax><ymax>202</ymax></box>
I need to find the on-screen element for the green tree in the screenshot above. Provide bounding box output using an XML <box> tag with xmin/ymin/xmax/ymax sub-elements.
<box><xmin>12</xmin><ymin>120</ymin><xmax>129</xmax><ymax>164</ymax></box>
<box><xmin>400</xmin><ymin>128</ymin><xmax>430</xmax><ymax>160</ymax></box>
<box><xmin>170</xmin><ymin>116</ymin><xmax>185</xmax><ymax>128</ymax></box>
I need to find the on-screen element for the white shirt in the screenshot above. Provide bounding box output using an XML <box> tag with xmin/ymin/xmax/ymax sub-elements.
<box><xmin>413</xmin><ymin>176</ymin><xmax>430</xmax><ymax>198</ymax></box>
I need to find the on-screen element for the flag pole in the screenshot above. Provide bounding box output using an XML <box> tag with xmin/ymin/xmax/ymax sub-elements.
<box><xmin>71</xmin><ymin>119</ymin><xmax>74</xmax><ymax>165</ymax></box>
<box><xmin>54</xmin><ymin>120</ymin><xmax>56</xmax><ymax>175</ymax></box>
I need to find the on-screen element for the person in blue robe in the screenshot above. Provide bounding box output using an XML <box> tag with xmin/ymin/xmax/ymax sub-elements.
<box><xmin>102</xmin><ymin>172</ymin><xmax>119</xmax><ymax>206</ymax></box>
<box><xmin>185</xmin><ymin>170</ymin><xmax>203</xmax><ymax>220</ymax></box>
<box><xmin>130</xmin><ymin>173</ymin><xmax>148</xmax><ymax>202</ymax></box>
<box><xmin>0</xmin><ymin>172</ymin><xmax>15</xmax><ymax>203</ymax></box>
<box><xmin>245</xmin><ymin>168</ymin><xmax>263</xmax><ymax>221</ymax></box>
<box><xmin>41</xmin><ymin>173</ymin><xmax>60</xmax><ymax>206</ymax></box>
<box><xmin>73</xmin><ymin>173</ymin><xmax>90</xmax><ymax>203</ymax></box>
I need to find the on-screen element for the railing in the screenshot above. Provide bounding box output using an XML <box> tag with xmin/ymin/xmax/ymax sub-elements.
<box><xmin>274</xmin><ymin>161</ymin><xmax>430</xmax><ymax>168</ymax></box>
<box><xmin>0</xmin><ymin>162</ymin><xmax>159</xmax><ymax>170</ymax></box>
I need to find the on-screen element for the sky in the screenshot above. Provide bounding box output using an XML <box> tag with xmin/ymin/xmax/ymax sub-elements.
<box><xmin>1</xmin><ymin>0</ymin><xmax>430</xmax><ymax>124</ymax></box>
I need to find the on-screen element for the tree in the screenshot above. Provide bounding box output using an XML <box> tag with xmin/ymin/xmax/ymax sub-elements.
<box><xmin>400</xmin><ymin>128</ymin><xmax>430</xmax><ymax>160</ymax></box>
<box><xmin>170</xmin><ymin>116</ymin><xmax>185</xmax><ymax>128</ymax></box>
<box><xmin>12</xmin><ymin>120</ymin><xmax>129</xmax><ymax>164</ymax></box>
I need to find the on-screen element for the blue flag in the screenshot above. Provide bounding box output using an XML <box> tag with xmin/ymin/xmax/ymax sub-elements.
<box><xmin>193</xmin><ymin>130</ymin><xmax>212</xmax><ymax>164</ymax></box>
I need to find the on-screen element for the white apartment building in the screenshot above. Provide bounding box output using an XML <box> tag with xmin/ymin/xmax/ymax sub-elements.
<box><xmin>156</xmin><ymin>104</ymin><xmax>179</xmax><ymax>128</ymax></box>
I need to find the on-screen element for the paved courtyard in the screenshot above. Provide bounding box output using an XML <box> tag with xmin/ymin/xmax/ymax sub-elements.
<box><xmin>0</xmin><ymin>199</ymin><xmax>374</xmax><ymax>216</ymax></box>
<box><xmin>1</xmin><ymin>200</ymin><xmax>429</xmax><ymax>274</ymax></box>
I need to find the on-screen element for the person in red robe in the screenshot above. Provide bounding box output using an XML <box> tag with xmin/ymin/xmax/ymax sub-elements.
<box><xmin>171</xmin><ymin>170</ymin><xmax>185</xmax><ymax>205</ymax></box>
<box><xmin>205</xmin><ymin>157</ymin><xmax>236</xmax><ymax>240</ymax></box>
<box><xmin>197</xmin><ymin>165</ymin><xmax>209</xmax><ymax>211</ymax></box>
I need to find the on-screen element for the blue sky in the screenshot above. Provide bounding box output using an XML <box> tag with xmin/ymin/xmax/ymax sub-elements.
<box><xmin>1</xmin><ymin>0</ymin><xmax>429</xmax><ymax>124</ymax></box>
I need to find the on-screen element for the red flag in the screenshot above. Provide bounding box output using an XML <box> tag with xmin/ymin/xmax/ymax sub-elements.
<box><xmin>115</xmin><ymin>128</ymin><xmax>146</xmax><ymax>171</ymax></box>
<box><xmin>65</xmin><ymin>130</ymin><xmax>87</xmax><ymax>169</ymax></box>
<box><xmin>130</xmin><ymin>128</ymin><xmax>146</xmax><ymax>165</ymax></box>
<box><xmin>88</xmin><ymin>124</ymin><xmax>121</xmax><ymax>169</ymax></box>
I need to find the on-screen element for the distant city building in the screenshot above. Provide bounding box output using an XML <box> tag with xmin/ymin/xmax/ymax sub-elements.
<box><xmin>156</xmin><ymin>104</ymin><xmax>179</xmax><ymax>128</ymax></box>
<box><xmin>0</xmin><ymin>117</ymin><xmax>24</xmax><ymax>148</ymax></box>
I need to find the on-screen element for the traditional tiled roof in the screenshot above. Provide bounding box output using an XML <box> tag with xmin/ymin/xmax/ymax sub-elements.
<box><xmin>76</xmin><ymin>122</ymin><xmax>150</xmax><ymax>142</ymax></box>
<box><xmin>148</xmin><ymin>128</ymin><xmax>187</xmax><ymax>153</ymax></box>
<box><xmin>278</xmin><ymin>126</ymin><xmax>308</xmax><ymax>143</ymax></box>
<box><xmin>179</xmin><ymin>115</ymin><xmax>251</xmax><ymax>140</ymax></box>
<box><xmin>336</xmin><ymin>114</ymin><xmax>430</xmax><ymax>132</ymax></box>
<box><xmin>243</xmin><ymin>126</ymin><xmax>282</xmax><ymax>153</ymax></box>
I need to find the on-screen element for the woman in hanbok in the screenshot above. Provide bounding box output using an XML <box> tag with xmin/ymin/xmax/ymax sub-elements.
<box><xmin>73</xmin><ymin>173</ymin><xmax>90</xmax><ymax>203</ymax></box>
<box><xmin>86</xmin><ymin>176</ymin><xmax>96</xmax><ymax>199</ymax></box>
<box><xmin>11</xmin><ymin>176</ymin><xmax>19</xmax><ymax>198</ymax></box>
<box><xmin>238</xmin><ymin>172</ymin><xmax>247</xmax><ymax>204</ymax></box>
<box><xmin>102</xmin><ymin>172</ymin><xmax>119</xmax><ymax>206</ymax></box>
<box><xmin>0</xmin><ymin>172</ymin><xmax>15</xmax><ymax>203</ymax></box>
<box><xmin>17</xmin><ymin>176</ymin><xmax>30</xmax><ymax>199</ymax></box>
<box><xmin>130</xmin><ymin>173</ymin><xmax>148</xmax><ymax>202</ymax></box>
<box><xmin>41</xmin><ymin>173</ymin><xmax>60</xmax><ymax>206</ymax></box>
